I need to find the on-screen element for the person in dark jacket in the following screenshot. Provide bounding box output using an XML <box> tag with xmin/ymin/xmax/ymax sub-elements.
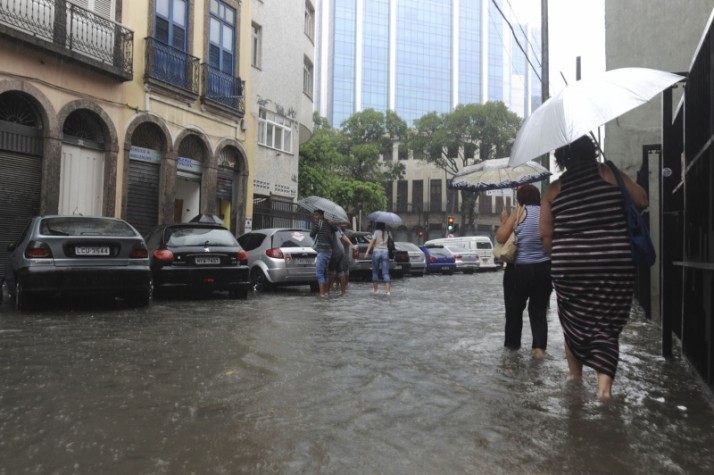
<box><xmin>310</xmin><ymin>209</ymin><xmax>338</xmax><ymax>298</ymax></box>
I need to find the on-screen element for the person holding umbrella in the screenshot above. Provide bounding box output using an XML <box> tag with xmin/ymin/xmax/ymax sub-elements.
<box><xmin>540</xmin><ymin>135</ymin><xmax>648</xmax><ymax>401</ymax></box>
<box><xmin>495</xmin><ymin>184</ymin><xmax>551</xmax><ymax>359</ymax></box>
<box><xmin>363</xmin><ymin>221</ymin><xmax>392</xmax><ymax>295</ymax></box>
<box><xmin>310</xmin><ymin>209</ymin><xmax>338</xmax><ymax>298</ymax></box>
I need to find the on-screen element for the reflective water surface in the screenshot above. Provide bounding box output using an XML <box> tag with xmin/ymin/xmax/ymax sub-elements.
<box><xmin>1</xmin><ymin>272</ymin><xmax>713</xmax><ymax>474</ymax></box>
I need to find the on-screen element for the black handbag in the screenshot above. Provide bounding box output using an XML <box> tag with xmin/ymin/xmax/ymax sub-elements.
<box><xmin>387</xmin><ymin>232</ymin><xmax>396</xmax><ymax>259</ymax></box>
<box><xmin>605</xmin><ymin>161</ymin><xmax>656</xmax><ymax>266</ymax></box>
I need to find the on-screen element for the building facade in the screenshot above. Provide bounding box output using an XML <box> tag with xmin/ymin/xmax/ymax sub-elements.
<box><xmin>314</xmin><ymin>0</ymin><xmax>541</xmax><ymax>238</ymax></box>
<box><xmin>0</xmin><ymin>0</ymin><xmax>253</xmax><ymax>271</ymax></box>
<box><xmin>248</xmin><ymin>0</ymin><xmax>315</xmax><ymax>230</ymax></box>
<box><xmin>604</xmin><ymin>0</ymin><xmax>714</xmax><ymax>390</ymax></box>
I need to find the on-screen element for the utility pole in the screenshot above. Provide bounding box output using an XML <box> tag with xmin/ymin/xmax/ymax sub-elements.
<box><xmin>539</xmin><ymin>0</ymin><xmax>550</xmax><ymax>185</ymax></box>
<box><xmin>541</xmin><ymin>0</ymin><xmax>549</xmax><ymax>103</ymax></box>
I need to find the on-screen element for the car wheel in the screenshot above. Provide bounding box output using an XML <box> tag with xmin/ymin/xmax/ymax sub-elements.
<box><xmin>15</xmin><ymin>280</ymin><xmax>29</xmax><ymax>311</ymax></box>
<box><xmin>250</xmin><ymin>268</ymin><xmax>270</xmax><ymax>292</ymax></box>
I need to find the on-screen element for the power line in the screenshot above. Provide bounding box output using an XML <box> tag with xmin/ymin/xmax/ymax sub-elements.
<box><xmin>503</xmin><ymin>0</ymin><xmax>542</xmax><ymax>68</ymax></box>
<box><xmin>490</xmin><ymin>0</ymin><xmax>542</xmax><ymax>82</ymax></box>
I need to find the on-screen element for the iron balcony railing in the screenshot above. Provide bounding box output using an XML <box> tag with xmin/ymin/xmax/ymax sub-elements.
<box><xmin>0</xmin><ymin>0</ymin><xmax>133</xmax><ymax>80</ymax></box>
<box><xmin>201</xmin><ymin>63</ymin><xmax>245</xmax><ymax>116</ymax></box>
<box><xmin>145</xmin><ymin>37</ymin><xmax>200</xmax><ymax>96</ymax></box>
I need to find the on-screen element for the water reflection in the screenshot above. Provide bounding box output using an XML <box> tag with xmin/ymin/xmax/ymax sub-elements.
<box><xmin>0</xmin><ymin>273</ymin><xmax>713</xmax><ymax>474</ymax></box>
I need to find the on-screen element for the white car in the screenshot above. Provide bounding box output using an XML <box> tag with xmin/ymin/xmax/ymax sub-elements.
<box><xmin>237</xmin><ymin>228</ymin><xmax>318</xmax><ymax>292</ymax></box>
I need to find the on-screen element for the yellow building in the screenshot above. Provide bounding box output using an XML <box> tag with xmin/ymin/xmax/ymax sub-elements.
<box><xmin>0</xmin><ymin>0</ymin><xmax>253</xmax><ymax>265</ymax></box>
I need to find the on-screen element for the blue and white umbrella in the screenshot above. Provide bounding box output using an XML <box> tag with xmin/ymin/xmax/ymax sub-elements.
<box><xmin>449</xmin><ymin>157</ymin><xmax>551</xmax><ymax>193</ymax></box>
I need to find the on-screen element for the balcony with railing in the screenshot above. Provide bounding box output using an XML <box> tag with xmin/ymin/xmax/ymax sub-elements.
<box><xmin>201</xmin><ymin>64</ymin><xmax>245</xmax><ymax>117</ymax></box>
<box><xmin>0</xmin><ymin>0</ymin><xmax>133</xmax><ymax>81</ymax></box>
<box><xmin>144</xmin><ymin>37</ymin><xmax>200</xmax><ymax>98</ymax></box>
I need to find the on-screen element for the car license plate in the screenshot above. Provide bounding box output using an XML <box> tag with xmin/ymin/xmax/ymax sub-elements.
<box><xmin>441</xmin><ymin>266</ymin><xmax>449</xmax><ymax>270</ymax></box>
<box><xmin>293</xmin><ymin>258</ymin><xmax>313</xmax><ymax>266</ymax></box>
<box><xmin>75</xmin><ymin>246</ymin><xmax>110</xmax><ymax>256</ymax></box>
<box><xmin>195</xmin><ymin>257</ymin><xmax>220</xmax><ymax>265</ymax></box>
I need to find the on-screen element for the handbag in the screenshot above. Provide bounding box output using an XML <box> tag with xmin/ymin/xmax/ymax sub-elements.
<box><xmin>387</xmin><ymin>231</ymin><xmax>396</xmax><ymax>259</ymax></box>
<box><xmin>493</xmin><ymin>206</ymin><xmax>523</xmax><ymax>263</ymax></box>
<box><xmin>605</xmin><ymin>161</ymin><xmax>656</xmax><ymax>266</ymax></box>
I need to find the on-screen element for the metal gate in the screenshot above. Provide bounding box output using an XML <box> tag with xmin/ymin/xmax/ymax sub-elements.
<box><xmin>126</xmin><ymin>159</ymin><xmax>160</xmax><ymax>235</ymax></box>
<box><xmin>0</xmin><ymin>150</ymin><xmax>42</xmax><ymax>279</ymax></box>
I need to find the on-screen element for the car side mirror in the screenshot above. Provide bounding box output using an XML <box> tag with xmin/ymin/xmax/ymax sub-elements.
<box><xmin>7</xmin><ymin>242</ymin><xmax>16</xmax><ymax>252</ymax></box>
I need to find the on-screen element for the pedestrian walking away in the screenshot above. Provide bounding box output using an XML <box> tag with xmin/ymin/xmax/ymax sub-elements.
<box><xmin>540</xmin><ymin>135</ymin><xmax>649</xmax><ymax>401</ymax></box>
<box><xmin>310</xmin><ymin>209</ymin><xmax>338</xmax><ymax>298</ymax></box>
<box><xmin>364</xmin><ymin>222</ymin><xmax>392</xmax><ymax>295</ymax></box>
<box><xmin>495</xmin><ymin>184</ymin><xmax>552</xmax><ymax>359</ymax></box>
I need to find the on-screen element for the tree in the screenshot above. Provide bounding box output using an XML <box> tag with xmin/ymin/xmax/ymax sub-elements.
<box><xmin>410</xmin><ymin>102</ymin><xmax>523</xmax><ymax>231</ymax></box>
<box><xmin>338</xmin><ymin>109</ymin><xmax>407</xmax><ymax>183</ymax></box>
<box><xmin>298</xmin><ymin>112</ymin><xmax>397</xmax><ymax>225</ymax></box>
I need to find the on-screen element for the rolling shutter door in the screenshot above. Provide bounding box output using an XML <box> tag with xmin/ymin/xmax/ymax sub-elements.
<box><xmin>126</xmin><ymin>159</ymin><xmax>160</xmax><ymax>235</ymax></box>
<box><xmin>0</xmin><ymin>151</ymin><xmax>42</xmax><ymax>277</ymax></box>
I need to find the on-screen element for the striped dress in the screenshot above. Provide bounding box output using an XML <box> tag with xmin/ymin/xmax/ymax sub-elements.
<box><xmin>551</xmin><ymin>160</ymin><xmax>635</xmax><ymax>379</ymax></box>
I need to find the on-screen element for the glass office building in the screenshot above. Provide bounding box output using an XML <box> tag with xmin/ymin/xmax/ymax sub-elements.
<box><xmin>315</xmin><ymin>0</ymin><xmax>541</xmax><ymax>127</ymax></box>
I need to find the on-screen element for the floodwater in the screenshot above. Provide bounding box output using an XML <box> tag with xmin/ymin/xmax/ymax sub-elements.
<box><xmin>1</xmin><ymin>272</ymin><xmax>713</xmax><ymax>474</ymax></box>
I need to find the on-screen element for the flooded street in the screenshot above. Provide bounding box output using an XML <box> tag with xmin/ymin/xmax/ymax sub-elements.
<box><xmin>1</xmin><ymin>271</ymin><xmax>713</xmax><ymax>474</ymax></box>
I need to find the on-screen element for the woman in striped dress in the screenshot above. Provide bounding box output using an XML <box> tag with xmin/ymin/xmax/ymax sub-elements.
<box><xmin>540</xmin><ymin>136</ymin><xmax>648</xmax><ymax>400</ymax></box>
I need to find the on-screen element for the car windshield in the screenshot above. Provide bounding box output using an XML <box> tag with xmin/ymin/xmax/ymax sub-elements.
<box><xmin>428</xmin><ymin>248</ymin><xmax>449</xmax><ymax>257</ymax></box>
<box><xmin>40</xmin><ymin>217</ymin><xmax>136</xmax><ymax>236</ymax></box>
<box><xmin>273</xmin><ymin>230</ymin><xmax>311</xmax><ymax>248</ymax></box>
<box><xmin>349</xmin><ymin>233</ymin><xmax>373</xmax><ymax>244</ymax></box>
<box><xmin>166</xmin><ymin>227</ymin><xmax>238</xmax><ymax>246</ymax></box>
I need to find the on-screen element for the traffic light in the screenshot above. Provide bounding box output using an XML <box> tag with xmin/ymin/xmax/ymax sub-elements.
<box><xmin>447</xmin><ymin>215</ymin><xmax>455</xmax><ymax>232</ymax></box>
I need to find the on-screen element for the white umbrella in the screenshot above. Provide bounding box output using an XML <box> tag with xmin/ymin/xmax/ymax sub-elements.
<box><xmin>449</xmin><ymin>157</ymin><xmax>551</xmax><ymax>192</ymax></box>
<box><xmin>297</xmin><ymin>196</ymin><xmax>350</xmax><ymax>223</ymax></box>
<box><xmin>509</xmin><ymin>67</ymin><xmax>685</xmax><ymax>167</ymax></box>
<box><xmin>366</xmin><ymin>211</ymin><xmax>403</xmax><ymax>226</ymax></box>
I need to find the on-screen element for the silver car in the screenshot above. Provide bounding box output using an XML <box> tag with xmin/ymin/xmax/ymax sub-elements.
<box><xmin>3</xmin><ymin>215</ymin><xmax>152</xmax><ymax>310</ymax></box>
<box><xmin>395</xmin><ymin>241</ymin><xmax>426</xmax><ymax>276</ymax></box>
<box><xmin>425</xmin><ymin>244</ymin><xmax>481</xmax><ymax>274</ymax></box>
<box><xmin>237</xmin><ymin>228</ymin><xmax>318</xmax><ymax>292</ymax></box>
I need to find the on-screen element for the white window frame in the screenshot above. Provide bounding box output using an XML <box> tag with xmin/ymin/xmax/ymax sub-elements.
<box><xmin>251</xmin><ymin>22</ymin><xmax>262</xmax><ymax>68</ymax></box>
<box><xmin>258</xmin><ymin>109</ymin><xmax>293</xmax><ymax>154</ymax></box>
<box><xmin>303</xmin><ymin>56</ymin><xmax>313</xmax><ymax>98</ymax></box>
<box><xmin>304</xmin><ymin>1</ymin><xmax>315</xmax><ymax>41</ymax></box>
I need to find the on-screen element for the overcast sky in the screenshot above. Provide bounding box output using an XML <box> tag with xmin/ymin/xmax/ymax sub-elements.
<box><xmin>510</xmin><ymin>0</ymin><xmax>606</xmax><ymax>95</ymax></box>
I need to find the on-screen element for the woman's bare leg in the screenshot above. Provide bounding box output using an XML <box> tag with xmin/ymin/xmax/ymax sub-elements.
<box><xmin>597</xmin><ymin>373</ymin><xmax>613</xmax><ymax>401</ymax></box>
<box><xmin>564</xmin><ymin>341</ymin><xmax>583</xmax><ymax>382</ymax></box>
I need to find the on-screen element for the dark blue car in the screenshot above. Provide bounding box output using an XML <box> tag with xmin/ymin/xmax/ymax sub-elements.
<box><xmin>419</xmin><ymin>246</ymin><xmax>456</xmax><ymax>275</ymax></box>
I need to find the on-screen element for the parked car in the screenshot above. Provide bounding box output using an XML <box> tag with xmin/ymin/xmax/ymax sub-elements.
<box><xmin>344</xmin><ymin>230</ymin><xmax>401</xmax><ymax>281</ymax></box>
<box><xmin>425</xmin><ymin>244</ymin><xmax>480</xmax><ymax>274</ymax></box>
<box><xmin>424</xmin><ymin>236</ymin><xmax>498</xmax><ymax>270</ymax></box>
<box><xmin>143</xmin><ymin>223</ymin><xmax>250</xmax><ymax>299</ymax></box>
<box><xmin>3</xmin><ymin>215</ymin><xmax>152</xmax><ymax>310</ymax></box>
<box><xmin>237</xmin><ymin>228</ymin><xmax>318</xmax><ymax>292</ymax></box>
<box><xmin>394</xmin><ymin>241</ymin><xmax>426</xmax><ymax>276</ymax></box>
<box><xmin>419</xmin><ymin>246</ymin><xmax>457</xmax><ymax>275</ymax></box>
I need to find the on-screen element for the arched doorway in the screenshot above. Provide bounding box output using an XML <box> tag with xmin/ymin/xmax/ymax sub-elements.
<box><xmin>59</xmin><ymin>109</ymin><xmax>106</xmax><ymax>216</ymax></box>
<box><xmin>175</xmin><ymin>135</ymin><xmax>205</xmax><ymax>223</ymax></box>
<box><xmin>0</xmin><ymin>91</ymin><xmax>43</xmax><ymax>274</ymax></box>
<box><xmin>127</xmin><ymin>122</ymin><xmax>165</xmax><ymax>234</ymax></box>
<box><xmin>216</xmin><ymin>147</ymin><xmax>239</xmax><ymax>232</ymax></box>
